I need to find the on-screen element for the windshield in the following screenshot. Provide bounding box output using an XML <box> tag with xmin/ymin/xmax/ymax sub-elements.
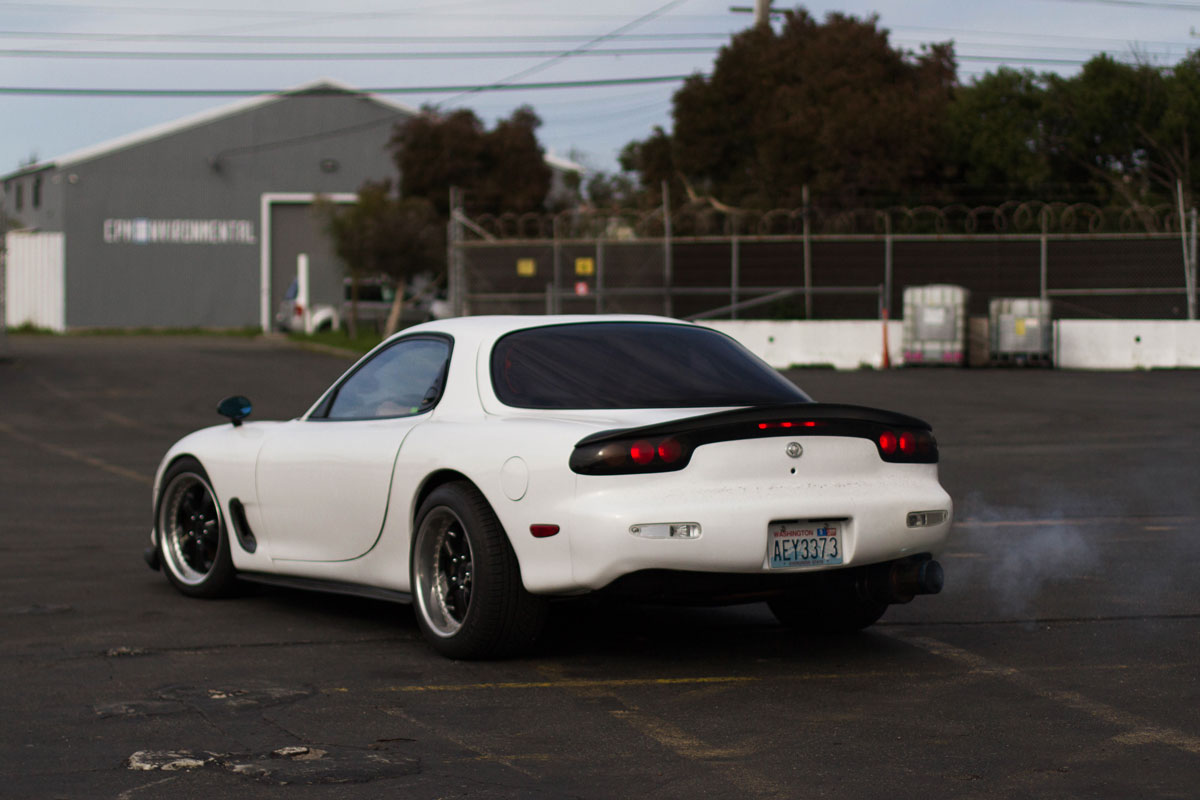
<box><xmin>491</xmin><ymin>322</ymin><xmax>810</xmax><ymax>409</ymax></box>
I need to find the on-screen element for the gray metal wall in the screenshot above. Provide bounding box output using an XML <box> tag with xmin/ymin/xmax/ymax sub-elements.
<box><xmin>57</xmin><ymin>91</ymin><xmax>406</xmax><ymax>328</ymax></box>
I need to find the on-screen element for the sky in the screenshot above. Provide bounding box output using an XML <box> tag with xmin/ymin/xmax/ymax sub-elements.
<box><xmin>2</xmin><ymin>0</ymin><xmax>1199</xmax><ymax>177</ymax></box>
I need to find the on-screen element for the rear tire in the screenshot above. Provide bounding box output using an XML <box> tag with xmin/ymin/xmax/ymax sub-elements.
<box><xmin>769</xmin><ymin>573</ymin><xmax>887</xmax><ymax>634</ymax></box>
<box><xmin>411</xmin><ymin>482</ymin><xmax>547</xmax><ymax>659</ymax></box>
<box><xmin>155</xmin><ymin>457</ymin><xmax>238</xmax><ymax>598</ymax></box>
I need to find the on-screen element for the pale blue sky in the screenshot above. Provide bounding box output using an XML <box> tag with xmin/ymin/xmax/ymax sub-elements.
<box><xmin>2</xmin><ymin>0</ymin><xmax>1196</xmax><ymax>176</ymax></box>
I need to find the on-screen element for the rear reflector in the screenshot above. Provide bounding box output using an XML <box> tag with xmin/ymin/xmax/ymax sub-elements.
<box><xmin>905</xmin><ymin>510</ymin><xmax>948</xmax><ymax>528</ymax></box>
<box><xmin>530</xmin><ymin>524</ymin><xmax>560</xmax><ymax>538</ymax></box>
<box><xmin>629</xmin><ymin>522</ymin><xmax>701</xmax><ymax>540</ymax></box>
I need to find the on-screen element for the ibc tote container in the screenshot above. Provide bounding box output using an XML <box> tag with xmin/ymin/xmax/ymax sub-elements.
<box><xmin>902</xmin><ymin>284</ymin><xmax>969</xmax><ymax>366</ymax></box>
<box><xmin>989</xmin><ymin>298</ymin><xmax>1052</xmax><ymax>365</ymax></box>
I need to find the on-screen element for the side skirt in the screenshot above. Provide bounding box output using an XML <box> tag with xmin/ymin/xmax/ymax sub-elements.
<box><xmin>238</xmin><ymin>571</ymin><xmax>412</xmax><ymax>605</ymax></box>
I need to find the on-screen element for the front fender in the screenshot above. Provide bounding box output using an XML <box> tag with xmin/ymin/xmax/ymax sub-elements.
<box><xmin>152</xmin><ymin>421</ymin><xmax>280</xmax><ymax>567</ymax></box>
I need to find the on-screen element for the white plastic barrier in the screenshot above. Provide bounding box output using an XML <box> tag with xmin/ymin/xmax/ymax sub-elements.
<box><xmin>1054</xmin><ymin>320</ymin><xmax>1200</xmax><ymax>369</ymax></box>
<box><xmin>4</xmin><ymin>231</ymin><xmax>65</xmax><ymax>332</ymax></box>
<box><xmin>703</xmin><ymin>320</ymin><xmax>901</xmax><ymax>370</ymax></box>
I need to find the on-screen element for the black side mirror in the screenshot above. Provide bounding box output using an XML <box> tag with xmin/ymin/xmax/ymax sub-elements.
<box><xmin>217</xmin><ymin>395</ymin><xmax>253</xmax><ymax>427</ymax></box>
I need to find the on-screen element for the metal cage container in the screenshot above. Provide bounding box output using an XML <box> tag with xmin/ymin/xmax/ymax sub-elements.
<box><xmin>988</xmin><ymin>298</ymin><xmax>1053</xmax><ymax>365</ymax></box>
<box><xmin>902</xmin><ymin>284</ymin><xmax>969</xmax><ymax>366</ymax></box>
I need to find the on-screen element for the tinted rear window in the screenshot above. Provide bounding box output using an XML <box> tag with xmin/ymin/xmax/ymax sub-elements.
<box><xmin>491</xmin><ymin>323</ymin><xmax>810</xmax><ymax>409</ymax></box>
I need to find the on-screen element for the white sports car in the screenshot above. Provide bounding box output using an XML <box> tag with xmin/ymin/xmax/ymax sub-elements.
<box><xmin>145</xmin><ymin>315</ymin><xmax>953</xmax><ymax>659</ymax></box>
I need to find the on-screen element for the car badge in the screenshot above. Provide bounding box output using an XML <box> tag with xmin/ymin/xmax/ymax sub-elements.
<box><xmin>786</xmin><ymin>442</ymin><xmax>803</xmax><ymax>458</ymax></box>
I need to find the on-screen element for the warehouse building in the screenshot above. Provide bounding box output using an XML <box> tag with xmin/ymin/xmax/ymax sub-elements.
<box><xmin>2</xmin><ymin>80</ymin><xmax>416</xmax><ymax>331</ymax></box>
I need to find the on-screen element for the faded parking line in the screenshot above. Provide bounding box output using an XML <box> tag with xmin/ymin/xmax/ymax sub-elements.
<box><xmin>955</xmin><ymin>515</ymin><xmax>1198</xmax><ymax>529</ymax></box>
<box><xmin>0</xmin><ymin>420</ymin><xmax>151</xmax><ymax>486</ymax></box>
<box><xmin>886</xmin><ymin>631</ymin><xmax>1200</xmax><ymax>757</ymax></box>
<box><xmin>386</xmin><ymin>676</ymin><xmax>758</xmax><ymax>693</ymax></box>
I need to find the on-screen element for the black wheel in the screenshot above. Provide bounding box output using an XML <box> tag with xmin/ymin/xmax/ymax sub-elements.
<box><xmin>410</xmin><ymin>482</ymin><xmax>547</xmax><ymax>659</ymax></box>
<box><xmin>156</xmin><ymin>457</ymin><xmax>238</xmax><ymax>598</ymax></box>
<box><xmin>768</xmin><ymin>573</ymin><xmax>888</xmax><ymax>634</ymax></box>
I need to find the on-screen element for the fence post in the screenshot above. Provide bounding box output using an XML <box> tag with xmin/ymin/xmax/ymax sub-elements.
<box><xmin>731</xmin><ymin>234</ymin><xmax>740</xmax><ymax>320</ymax></box>
<box><xmin>802</xmin><ymin>184</ymin><xmax>812</xmax><ymax>319</ymax></box>
<box><xmin>447</xmin><ymin>186</ymin><xmax>464</xmax><ymax>317</ymax></box>
<box><xmin>1190</xmin><ymin>208</ymin><xmax>1197</xmax><ymax>321</ymax></box>
<box><xmin>552</xmin><ymin>215</ymin><xmax>562</xmax><ymax>314</ymax></box>
<box><xmin>596</xmin><ymin>234</ymin><xmax>605</xmax><ymax>314</ymax></box>
<box><xmin>883</xmin><ymin>213</ymin><xmax>893</xmax><ymax>319</ymax></box>
<box><xmin>662</xmin><ymin>181</ymin><xmax>673</xmax><ymax>317</ymax></box>
<box><xmin>1040</xmin><ymin>211</ymin><xmax>1048</xmax><ymax>302</ymax></box>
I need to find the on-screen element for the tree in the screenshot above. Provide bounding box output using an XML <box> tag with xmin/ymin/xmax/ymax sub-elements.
<box><xmin>320</xmin><ymin>180</ymin><xmax>444</xmax><ymax>337</ymax></box>
<box><xmin>946</xmin><ymin>68</ymin><xmax>1055</xmax><ymax>204</ymax></box>
<box><xmin>391</xmin><ymin>105</ymin><xmax>552</xmax><ymax>216</ymax></box>
<box><xmin>621</xmin><ymin>10</ymin><xmax>956</xmax><ymax>210</ymax></box>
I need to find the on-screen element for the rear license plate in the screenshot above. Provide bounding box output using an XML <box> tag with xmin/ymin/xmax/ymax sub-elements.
<box><xmin>768</xmin><ymin>521</ymin><xmax>843</xmax><ymax>568</ymax></box>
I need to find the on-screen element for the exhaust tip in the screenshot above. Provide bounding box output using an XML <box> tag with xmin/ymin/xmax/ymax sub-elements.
<box><xmin>918</xmin><ymin>559</ymin><xmax>944</xmax><ymax>595</ymax></box>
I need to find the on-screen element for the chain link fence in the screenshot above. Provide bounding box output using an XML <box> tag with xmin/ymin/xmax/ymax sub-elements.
<box><xmin>450</xmin><ymin>202</ymin><xmax>1198</xmax><ymax>322</ymax></box>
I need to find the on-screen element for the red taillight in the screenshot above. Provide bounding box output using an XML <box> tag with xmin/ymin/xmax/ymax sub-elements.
<box><xmin>879</xmin><ymin>430</ymin><xmax>898</xmax><ymax>455</ymax></box>
<box><xmin>899</xmin><ymin>431</ymin><xmax>917</xmax><ymax>454</ymax></box>
<box><xmin>630</xmin><ymin>440</ymin><xmax>655</xmax><ymax>465</ymax></box>
<box><xmin>571</xmin><ymin>436</ymin><xmax>694</xmax><ymax>475</ymax></box>
<box><xmin>293</xmin><ymin>303</ymin><xmax>304</xmax><ymax>317</ymax></box>
<box><xmin>658</xmin><ymin>438</ymin><xmax>683</xmax><ymax>463</ymax></box>
<box><xmin>758</xmin><ymin>421</ymin><xmax>819</xmax><ymax>430</ymax></box>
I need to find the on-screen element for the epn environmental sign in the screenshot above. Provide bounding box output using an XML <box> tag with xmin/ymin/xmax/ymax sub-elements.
<box><xmin>103</xmin><ymin>218</ymin><xmax>257</xmax><ymax>245</ymax></box>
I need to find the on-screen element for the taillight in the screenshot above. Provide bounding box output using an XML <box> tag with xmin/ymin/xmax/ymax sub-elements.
<box><xmin>877</xmin><ymin>429</ymin><xmax>936</xmax><ymax>463</ymax></box>
<box><xmin>630</xmin><ymin>440</ymin><xmax>655</xmax><ymax>465</ymax></box>
<box><xmin>570</xmin><ymin>436</ymin><xmax>694</xmax><ymax>475</ymax></box>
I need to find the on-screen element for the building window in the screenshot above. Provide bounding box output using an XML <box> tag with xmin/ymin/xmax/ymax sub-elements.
<box><xmin>14</xmin><ymin>181</ymin><xmax>22</xmax><ymax>211</ymax></box>
<box><xmin>32</xmin><ymin>176</ymin><xmax>41</xmax><ymax>208</ymax></box>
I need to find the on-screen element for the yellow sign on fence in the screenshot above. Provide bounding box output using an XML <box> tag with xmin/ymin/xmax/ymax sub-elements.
<box><xmin>575</xmin><ymin>257</ymin><xmax>595</xmax><ymax>276</ymax></box>
<box><xmin>516</xmin><ymin>258</ymin><xmax>537</xmax><ymax>277</ymax></box>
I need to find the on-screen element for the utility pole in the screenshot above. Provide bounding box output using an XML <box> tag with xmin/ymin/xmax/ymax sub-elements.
<box><xmin>729</xmin><ymin>2</ymin><xmax>779</xmax><ymax>27</ymax></box>
<box><xmin>754</xmin><ymin>0</ymin><xmax>771</xmax><ymax>26</ymax></box>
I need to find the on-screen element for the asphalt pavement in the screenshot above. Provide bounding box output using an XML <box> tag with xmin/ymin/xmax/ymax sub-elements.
<box><xmin>2</xmin><ymin>334</ymin><xmax>1199</xmax><ymax>799</ymax></box>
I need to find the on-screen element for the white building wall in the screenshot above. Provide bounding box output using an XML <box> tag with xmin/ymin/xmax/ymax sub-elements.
<box><xmin>4</xmin><ymin>231</ymin><xmax>65</xmax><ymax>332</ymax></box>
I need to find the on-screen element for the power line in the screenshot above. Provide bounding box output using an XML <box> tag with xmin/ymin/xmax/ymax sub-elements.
<box><xmin>0</xmin><ymin>46</ymin><xmax>718</xmax><ymax>61</ymax></box>
<box><xmin>1039</xmin><ymin>0</ymin><xmax>1200</xmax><ymax>9</ymax></box>
<box><xmin>0</xmin><ymin>75</ymin><xmax>698</xmax><ymax>97</ymax></box>
<box><xmin>437</xmin><ymin>0</ymin><xmax>693</xmax><ymax>107</ymax></box>
<box><xmin>0</xmin><ymin>29</ymin><xmax>732</xmax><ymax>44</ymax></box>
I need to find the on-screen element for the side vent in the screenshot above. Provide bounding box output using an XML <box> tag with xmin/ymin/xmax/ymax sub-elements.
<box><xmin>228</xmin><ymin>498</ymin><xmax>257</xmax><ymax>553</ymax></box>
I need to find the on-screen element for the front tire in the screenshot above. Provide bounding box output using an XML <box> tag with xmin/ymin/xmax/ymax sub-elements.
<box><xmin>156</xmin><ymin>457</ymin><xmax>238</xmax><ymax>598</ymax></box>
<box><xmin>411</xmin><ymin>482</ymin><xmax>547</xmax><ymax>659</ymax></box>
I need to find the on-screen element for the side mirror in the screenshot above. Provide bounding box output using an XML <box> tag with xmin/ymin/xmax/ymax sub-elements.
<box><xmin>217</xmin><ymin>395</ymin><xmax>252</xmax><ymax>427</ymax></box>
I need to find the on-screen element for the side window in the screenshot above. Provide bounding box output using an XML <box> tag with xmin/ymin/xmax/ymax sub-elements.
<box><xmin>326</xmin><ymin>337</ymin><xmax>450</xmax><ymax>420</ymax></box>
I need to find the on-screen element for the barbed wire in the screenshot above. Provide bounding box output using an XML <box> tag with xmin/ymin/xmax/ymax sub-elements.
<box><xmin>465</xmin><ymin>201</ymin><xmax>1191</xmax><ymax>240</ymax></box>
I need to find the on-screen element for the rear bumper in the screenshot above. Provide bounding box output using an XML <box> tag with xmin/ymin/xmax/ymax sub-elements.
<box><xmin>564</xmin><ymin>438</ymin><xmax>952</xmax><ymax>591</ymax></box>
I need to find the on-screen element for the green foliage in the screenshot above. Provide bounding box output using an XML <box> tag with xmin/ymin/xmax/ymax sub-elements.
<box><xmin>623</xmin><ymin>10</ymin><xmax>955</xmax><ymax>210</ymax></box>
<box><xmin>612</xmin><ymin>6</ymin><xmax>1200</xmax><ymax>214</ymax></box>
<box><xmin>286</xmin><ymin>327</ymin><xmax>384</xmax><ymax>355</ymax></box>
<box><xmin>318</xmin><ymin>181</ymin><xmax>444</xmax><ymax>284</ymax></box>
<box><xmin>392</xmin><ymin>105</ymin><xmax>552</xmax><ymax>216</ymax></box>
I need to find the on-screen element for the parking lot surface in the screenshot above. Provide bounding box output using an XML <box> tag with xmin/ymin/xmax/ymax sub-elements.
<box><xmin>2</xmin><ymin>335</ymin><xmax>1199</xmax><ymax>799</ymax></box>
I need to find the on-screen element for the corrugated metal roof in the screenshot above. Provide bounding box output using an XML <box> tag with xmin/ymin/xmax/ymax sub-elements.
<box><xmin>2</xmin><ymin>78</ymin><xmax>417</xmax><ymax>179</ymax></box>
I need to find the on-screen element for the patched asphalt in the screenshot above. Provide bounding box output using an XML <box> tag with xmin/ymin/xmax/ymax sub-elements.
<box><xmin>2</xmin><ymin>335</ymin><xmax>1199</xmax><ymax>799</ymax></box>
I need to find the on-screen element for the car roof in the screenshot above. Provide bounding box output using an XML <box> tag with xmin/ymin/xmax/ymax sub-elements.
<box><xmin>390</xmin><ymin>314</ymin><xmax>693</xmax><ymax>344</ymax></box>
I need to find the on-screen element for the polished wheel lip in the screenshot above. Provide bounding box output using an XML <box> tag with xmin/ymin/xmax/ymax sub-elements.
<box><xmin>413</xmin><ymin>506</ymin><xmax>474</xmax><ymax>638</ymax></box>
<box><xmin>158</xmin><ymin>471</ymin><xmax>221</xmax><ymax>586</ymax></box>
